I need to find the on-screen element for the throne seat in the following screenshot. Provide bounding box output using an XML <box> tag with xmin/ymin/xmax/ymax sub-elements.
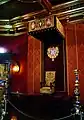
<box><xmin>40</xmin><ymin>86</ymin><xmax>54</xmax><ymax>94</ymax></box>
<box><xmin>40</xmin><ymin>71</ymin><xmax>56</xmax><ymax>94</ymax></box>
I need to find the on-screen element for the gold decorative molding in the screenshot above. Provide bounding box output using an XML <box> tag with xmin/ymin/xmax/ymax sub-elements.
<box><xmin>28</xmin><ymin>15</ymin><xmax>54</xmax><ymax>32</ymax></box>
<box><xmin>0</xmin><ymin>0</ymin><xmax>84</xmax><ymax>36</ymax></box>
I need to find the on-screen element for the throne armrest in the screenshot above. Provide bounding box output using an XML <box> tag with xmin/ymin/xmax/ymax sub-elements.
<box><xmin>40</xmin><ymin>81</ymin><xmax>46</xmax><ymax>88</ymax></box>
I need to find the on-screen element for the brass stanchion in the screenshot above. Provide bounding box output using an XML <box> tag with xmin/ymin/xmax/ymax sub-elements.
<box><xmin>0</xmin><ymin>79</ymin><xmax>8</xmax><ymax>120</ymax></box>
<box><xmin>73</xmin><ymin>69</ymin><xmax>84</xmax><ymax>120</ymax></box>
<box><xmin>74</xmin><ymin>69</ymin><xmax>80</xmax><ymax>114</ymax></box>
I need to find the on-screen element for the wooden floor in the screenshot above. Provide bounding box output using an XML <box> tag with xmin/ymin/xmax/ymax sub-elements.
<box><xmin>4</xmin><ymin>93</ymin><xmax>74</xmax><ymax>120</ymax></box>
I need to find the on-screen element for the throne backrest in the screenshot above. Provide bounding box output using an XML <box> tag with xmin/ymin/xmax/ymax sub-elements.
<box><xmin>45</xmin><ymin>71</ymin><xmax>56</xmax><ymax>86</ymax></box>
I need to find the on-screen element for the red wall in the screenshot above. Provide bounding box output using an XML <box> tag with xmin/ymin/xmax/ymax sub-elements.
<box><xmin>1</xmin><ymin>23</ymin><xmax>84</xmax><ymax>100</ymax></box>
<box><xmin>11</xmin><ymin>35</ymin><xmax>28</xmax><ymax>93</ymax></box>
<box><xmin>27</xmin><ymin>36</ymin><xmax>41</xmax><ymax>95</ymax></box>
<box><xmin>65</xmin><ymin>23</ymin><xmax>84</xmax><ymax>101</ymax></box>
<box><xmin>0</xmin><ymin>34</ymin><xmax>41</xmax><ymax>95</ymax></box>
<box><xmin>0</xmin><ymin>34</ymin><xmax>28</xmax><ymax>94</ymax></box>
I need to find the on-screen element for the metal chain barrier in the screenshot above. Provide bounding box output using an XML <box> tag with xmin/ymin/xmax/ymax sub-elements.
<box><xmin>8</xmin><ymin>99</ymin><xmax>75</xmax><ymax>120</ymax></box>
<box><xmin>1</xmin><ymin>68</ymin><xmax>84</xmax><ymax>120</ymax></box>
<box><xmin>8</xmin><ymin>99</ymin><xmax>43</xmax><ymax>120</ymax></box>
<box><xmin>53</xmin><ymin>114</ymin><xmax>75</xmax><ymax>120</ymax></box>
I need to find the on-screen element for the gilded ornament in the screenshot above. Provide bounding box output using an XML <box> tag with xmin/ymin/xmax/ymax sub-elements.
<box><xmin>47</xmin><ymin>46</ymin><xmax>59</xmax><ymax>61</ymax></box>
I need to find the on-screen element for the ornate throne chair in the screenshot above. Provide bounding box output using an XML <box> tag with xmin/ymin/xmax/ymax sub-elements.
<box><xmin>40</xmin><ymin>71</ymin><xmax>56</xmax><ymax>94</ymax></box>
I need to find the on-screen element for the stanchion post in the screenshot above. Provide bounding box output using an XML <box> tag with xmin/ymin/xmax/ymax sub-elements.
<box><xmin>74</xmin><ymin>69</ymin><xmax>80</xmax><ymax>115</ymax></box>
<box><xmin>0</xmin><ymin>79</ymin><xmax>8</xmax><ymax>120</ymax></box>
<box><xmin>73</xmin><ymin>69</ymin><xmax>83</xmax><ymax>120</ymax></box>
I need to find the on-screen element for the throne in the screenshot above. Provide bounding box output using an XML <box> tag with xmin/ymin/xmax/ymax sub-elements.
<box><xmin>40</xmin><ymin>71</ymin><xmax>56</xmax><ymax>94</ymax></box>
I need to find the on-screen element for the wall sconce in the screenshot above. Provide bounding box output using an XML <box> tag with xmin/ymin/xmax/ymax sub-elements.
<box><xmin>11</xmin><ymin>116</ymin><xmax>17</xmax><ymax>120</ymax></box>
<box><xmin>12</xmin><ymin>63</ymin><xmax>20</xmax><ymax>73</ymax></box>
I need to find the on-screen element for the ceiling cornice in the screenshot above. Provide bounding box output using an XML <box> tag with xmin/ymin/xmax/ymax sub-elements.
<box><xmin>0</xmin><ymin>32</ymin><xmax>26</xmax><ymax>36</ymax></box>
<box><xmin>0</xmin><ymin>0</ymin><xmax>84</xmax><ymax>36</ymax></box>
<box><xmin>52</xmin><ymin>0</ymin><xmax>84</xmax><ymax>21</ymax></box>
